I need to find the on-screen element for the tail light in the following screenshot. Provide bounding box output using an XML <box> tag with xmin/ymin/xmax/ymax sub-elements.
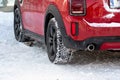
<box><xmin>70</xmin><ymin>0</ymin><xmax>86</xmax><ymax>16</ymax></box>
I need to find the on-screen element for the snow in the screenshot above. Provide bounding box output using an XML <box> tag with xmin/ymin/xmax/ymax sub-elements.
<box><xmin>7</xmin><ymin>0</ymin><xmax>15</xmax><ymax>6</ymax></box>
<box><xmin>103</xmin><ymin>0</ymin><xmax>120</xmax><ymax>12</ymax></box>
<box><xmin>1</xmin><ymin>12</ymin><xmax>120</xmax><ymax>80</ymax></box>
<box><xmin>103</xmin><ymin>13</ymin><xmax>115</xmax><ymax>19</ymax></box>
<box><xmin>83</xmin><ymin>19</ymin><xmax>120</xmax><ymax>27</ymax></box>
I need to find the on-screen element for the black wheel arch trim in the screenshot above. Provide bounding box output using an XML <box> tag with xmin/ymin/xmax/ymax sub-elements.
<box><xmin>44</xmin><ymin>5</ymin><xmax>68</xmax><ymax>43</ymax></box>
<box><xmin>44</xmin><ymin>4</ymin><xmax>83</xmax><ymax>50</ymax></box>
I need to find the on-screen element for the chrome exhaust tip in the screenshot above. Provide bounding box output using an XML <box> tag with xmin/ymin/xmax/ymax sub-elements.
<box><xmin>87</xmin><ymin>44</ymin><xmax>95</xmax><ymax>51</ymax></box>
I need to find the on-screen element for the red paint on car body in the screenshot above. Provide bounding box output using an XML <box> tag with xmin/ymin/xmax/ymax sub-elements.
<box><xmin>18</xmin><ymin>0</ymin><xmax>120</xmax><ymax>50</ymax></box>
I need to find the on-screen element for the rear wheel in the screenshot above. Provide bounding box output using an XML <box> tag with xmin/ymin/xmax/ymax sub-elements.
<box><xmin>46</xmin><ymin>18</ymin><xmax>73</xmax><ymax>64</ymax></box>
<box><xmin>14</xmin><ymin>8</ymin><xmax>28</xmax><ymax>42</ymax></box>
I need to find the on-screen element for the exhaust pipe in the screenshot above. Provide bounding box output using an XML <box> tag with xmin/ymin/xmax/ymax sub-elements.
<box><xmin>87</xmin><ymin>44</ymin><xmax>95</xmax><ymax>51</ymax></box>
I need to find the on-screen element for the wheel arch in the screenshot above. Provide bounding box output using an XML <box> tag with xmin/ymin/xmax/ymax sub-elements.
<box><xmin>44</xmin><ymin>5</ymin><xmax>67</xmax><ymax>44</ymax></box>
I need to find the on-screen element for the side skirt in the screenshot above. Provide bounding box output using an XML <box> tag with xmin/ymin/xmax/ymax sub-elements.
<box><xmin>23</xmin><ymin>29</ymin><xmax>45</xmax><ymax>44</ymax></box>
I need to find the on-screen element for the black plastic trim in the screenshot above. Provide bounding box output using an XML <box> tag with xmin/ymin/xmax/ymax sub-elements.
<box><xmin>63</xmin><ymin>36</ymin><xmax>120</xmax><ymax>50</ymax></box>
<box><xmin>44</xmin><ymin>5</ymin><xmax>68</xmax><ymax>43</ymax></box>
<box><xmin>24</xmin><ymin>29</ymin><xmax>45</xmax><ymax>43</ymax></box>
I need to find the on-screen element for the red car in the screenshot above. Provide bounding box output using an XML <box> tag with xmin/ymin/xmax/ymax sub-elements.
<box><xmin>14</xmin><ymin>0</ymin><xmax>120</xmax><ymax>63</ymax></box>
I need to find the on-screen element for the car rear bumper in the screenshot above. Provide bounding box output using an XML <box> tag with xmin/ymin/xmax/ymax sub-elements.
<box><xmin>62</xmin><ymin>17</ymin><xmax>120</xmax><ymax>50</ymax></box>
<box><xmin>63</xmin><ymin>36</ymin><xmax>120</xmax><ymax>50</ymax></box>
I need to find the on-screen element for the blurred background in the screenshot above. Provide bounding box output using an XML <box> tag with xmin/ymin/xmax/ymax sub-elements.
<box><xmin>0</xmin><ymin>0</ymin><xmax>14</xmax><ymax>12</ymax></box>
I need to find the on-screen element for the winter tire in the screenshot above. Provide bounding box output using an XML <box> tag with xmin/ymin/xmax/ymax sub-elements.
<box><xmin>14</xmin><ymin>8</ymin><xmax>28</xmax><ymax>42</ymax></box>
<box><xmin>46</xmin><ymin>18</ymin><xmax>72</xmax><ymax>64</ymax></box>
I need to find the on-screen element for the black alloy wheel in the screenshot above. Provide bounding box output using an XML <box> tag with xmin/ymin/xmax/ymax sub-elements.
<box><xmin>46</xmin><ymin>18</ymin><xmax>72</xmax><ymax>64</ymax></box>
<box><xmin>14</xmin><ymin>8</ymin><xmax>26</xmax><ymax>42</ymax></box>
<box><xmin>46</xmin><ymin>19</ymin><xmax>57</xmax><ymax>62</ymax></box>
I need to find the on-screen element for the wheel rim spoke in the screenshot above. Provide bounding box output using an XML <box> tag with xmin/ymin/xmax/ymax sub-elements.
<box><xmin>50</xmin><ymin>26</ymin><xmax>53</xmax><ymax>36</ymax></box>
<box><xmin>49</xmin><ymin>46</ymin><xmax>53</xmax><ymax>55</ymax></box>
<box><xmin>16</xmin><ymin>28</ymin><xmax>20</xmax><ymax>36</ymax></box>
<box><xmin>48</xmin><ymin>25</ymin><xmax>58</xmax><ymax>58</ymax></box>
<box><xmin>15</xmin><ymin>13</ymin><xmax>20</xmax><ymax>24</ymax></box>
<box><xmin>53</xmin><ymin>33</ymin><xmax>57</xmax><ymax>53</ymax></box>
<box><xmin>15</xmin><ymin>23</ymin><xmax>19</xmax><ymax>30</ymax></box>
<box><xmin>18</xmin><ymin>32</ymin><xmax>22</xmax><ymax>41</ymax></box>
<box><xmin>48</xmin><ymin>37</ymin><xmax>53</xmax><ymax>45</ymax></box>
<box><xmin>14</xmin><ymin>8</ymin><xmax>23</xmax><ymax>41</ymax></box>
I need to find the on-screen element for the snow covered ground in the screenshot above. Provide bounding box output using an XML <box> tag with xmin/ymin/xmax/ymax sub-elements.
<box><xmin>7</xmin><ymin>0</ymin><xmax>15</xmax><ymax>6</ymax></box>
<box><xmin>1</xmin><ymin>12</ymin><xmax>120</xmax><ymax>80</ymax></box>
